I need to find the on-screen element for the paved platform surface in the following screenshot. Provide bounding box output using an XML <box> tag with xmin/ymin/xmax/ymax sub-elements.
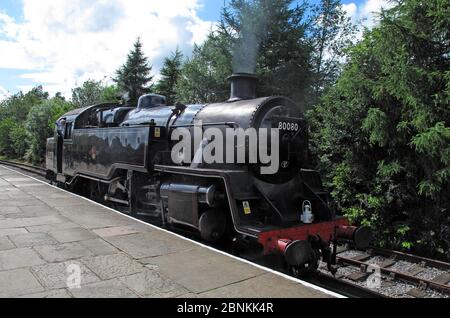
<box><xmin>0</xmin><ymin>165</ymin><xmax>335</xmax><ymax>298</ymax></box>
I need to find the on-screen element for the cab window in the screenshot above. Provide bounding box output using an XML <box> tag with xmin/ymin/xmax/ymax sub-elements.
<box><xmin>64</xmin><ymin>122</ymin><xmax>73</xmax><ymax>140</ymax></box>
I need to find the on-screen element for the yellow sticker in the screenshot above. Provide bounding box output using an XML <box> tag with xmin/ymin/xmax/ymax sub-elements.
<box><xmin>155</xmin><ymin>127</ymin><xmax>161</xmax><ymax>138</ymax></box>
<box><xmin>243</xmin><ymin>201</ymin><xmax>251</xmax><ymax>215</ymax></box>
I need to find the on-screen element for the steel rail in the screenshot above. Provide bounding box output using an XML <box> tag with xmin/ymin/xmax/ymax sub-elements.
<box><xmin>0</xmin><ymin>159</ymin><xmax>47</xmax><ymax>177</ymax></box>
<box><xmin>369</xmin><ymin>247</ymin><xmax>450</xmax><ymax>271</ymax></box>
<box><xmin>336</xmin><ymin>255</ymin><xmax>450</xmax><ymax>295</ymax></box>
<box><xmin>303</xmin><ymin>272</ymin><xmax>387</xmax><ymax>298</ymax></box>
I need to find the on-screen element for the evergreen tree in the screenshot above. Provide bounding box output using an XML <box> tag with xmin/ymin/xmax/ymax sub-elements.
<box><xmin>175</xmin><ymin>32</ymin><xmax>233</xmax><ymax>104</ymax></box>
<box><xmin>222</xmin><ymin>0</ymin><xmax>312</xmax><ymax>108</ymax></box>
<box><xmin>155</xmin><ymin>49</ymin><xmax>183</xmax><ymax>105</ymax></box>
<box><xmin>308</xmin><ymin>0</ymin><xmax>450</xmax><ymax>259</ymax></box>
<box><xmin>114</xmin><ymin>38</ymin><xmax>153</xmax><ymax>105</ymax></box>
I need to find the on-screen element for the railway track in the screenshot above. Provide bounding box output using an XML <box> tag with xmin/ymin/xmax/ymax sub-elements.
<box><xmin>0</xmin><ymin>159</ymin><xmax>47</xmax><ymax>177</ymax></box>
<box><xmin>331</xmin><ymin>248</ymin><xmax>450</xmax><ymax>298</ymax></box>
<box><xmin>1</xmin><ymin>159</ymin><xmax>449</xmax><ymax>298</ymax></box>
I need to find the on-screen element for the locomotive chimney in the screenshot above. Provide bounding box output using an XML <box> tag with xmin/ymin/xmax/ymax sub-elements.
<box><xmin>227</xmin><ymin>73</ymin><xmax>258</xmax><ymax>102</ymax></box>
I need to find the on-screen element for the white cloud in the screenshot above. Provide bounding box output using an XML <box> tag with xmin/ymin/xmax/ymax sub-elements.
<box><xmin>0</xmin><ymin>0</ymin><xmax>214</xmax><ymax>97</ymax></box>
<box><xmin>343</xmin><ymin>0</ymin><xmax>394</xmax><ymax>30</ymax></box>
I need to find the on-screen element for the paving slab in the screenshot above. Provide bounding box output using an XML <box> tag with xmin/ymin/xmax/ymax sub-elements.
<box><xmin>34</xmin><ymin>242</ymin><xmax>94</xmax><ymax>263</ymax></box>
<box><xmin>0</xmin><ymin>227</ymin><xmax>28</xmax><ymax>237</ymax></box>
<box><xmin>93</xmin><ymin>225</ymin><xmax>142</xmax><ymax>238</ymax></box>
<box><xmin>0</xmin><ymin>206</ymin><xmax>22</xmax><ymax>215</ymax></box>
<box><xmin>0</xmin><ymin>247</ymin><xmax>46</xmax><ymax>270</ymax></box>
<box><xmin>0</xmin><ymin>236</ymin><xmax>15</xmax><ymax>251</ymax></box>
<box><xmin>32</xmin><ymin>261</ymin><xmax>100</xmax><ymax>290</ymax></box>
<box><xmin>0</xmin><ymin>269</ymin><xmax>45</xmax><ymax>297</ymax></box>
<box><xmin>78</xmin><ymin>239</ymin><xmax>119</xmax><ymax>256</ymax></box>
<box><xmin>0</xmin><ymin>215</ymin><xmax>68</xmax><ymax>229</ymax></box>
<box><xmin>118</xmin><ymin>269</ymin><xmax>188</xmax><ymax>298</ymax></box>
<box><xmin>56</xmin><ymin>208</ymin><xmax>132</xmax><ymax>229</ymax></box>
<box><xmin>69</xmin><ymin>279</ymin><xmax>138</xmax><ymax>298</ymax></box>
<box><xmin>141</xmin><ymin>247</ymin><xmax>264</xmax><ymax>294</ymax></box>
<box><xmin>81</xmin><ymin>253</ymin><xmax>145</xmax><ymax>280</ymax></box>
<box><xmin>0</xmin><ymin>198</ymin><xmax>44</xmax><ymax>207</ymax></box>
<box><xmin>19</xmin><ymin>205</ymin><xmax>60</xmax><ymax>217</ymax></box>
<box><xmin>49</xmin><ymin>228</ymin><xmax>96</xmax><ymax>243</ymax></box>
<box><xmin>199</xmin><ymin>273</ymin><xmax>330</xmax><ymax>298</ymax></box>
<box><xmin>19</xmin><ymin>289</ymin><xmax>72</xmax><ymax>298</ymax></box>
<box><xmin>104</xmin><ymin>232</ymin><xmax>194</xmax><ymax>259</ymax></box>
<box><xmin>8</xmin><ymin>232</ymin><xmax>59</xmax><ymax>248</ymax></box>
<box><xmin>26</xmin><ymin>222</ymin><xmax>81</xmax><ymax>233</ymax></box>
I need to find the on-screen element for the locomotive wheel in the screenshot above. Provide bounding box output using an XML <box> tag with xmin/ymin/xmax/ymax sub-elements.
<box><xmin>199</xmin><ymin>209</ymin><xmax>227</xmax><ymax>243</ymax></box>
<box><xmin>89</xmin><ymin>181</ymin><xmax>105</xmax><ymax>203</ymax></box>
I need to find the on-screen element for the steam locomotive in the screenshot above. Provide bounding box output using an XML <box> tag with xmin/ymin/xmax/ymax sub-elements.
<box><xmin>46</xmin><ymin>73</ymin><xmax>371</xmax><ymax>274</ymax></box>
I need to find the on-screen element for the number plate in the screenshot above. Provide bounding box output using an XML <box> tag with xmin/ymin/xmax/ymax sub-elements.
<box><xmin>272</xmin><ymin>117</ymin><xmax>304</xmax><ymax>132</ymax></box>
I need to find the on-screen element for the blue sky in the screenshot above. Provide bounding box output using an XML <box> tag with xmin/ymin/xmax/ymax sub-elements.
<box><xmin>0</xmin><ymin>0</ymin><xmax>386</xmax><ymax>99</ymax></box>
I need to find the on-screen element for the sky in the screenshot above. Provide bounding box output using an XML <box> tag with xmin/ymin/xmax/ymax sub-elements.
<box><xmin>0</xmin><ymin>0</ymin><xmax>391</xmax><ymax>100</ymax></box>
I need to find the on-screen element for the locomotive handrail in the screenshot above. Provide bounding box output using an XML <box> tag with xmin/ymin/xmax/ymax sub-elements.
<box><xmin>170</xmin><ymin>122</ymin><xmax>239</xmax><ymax>129</ymax></box>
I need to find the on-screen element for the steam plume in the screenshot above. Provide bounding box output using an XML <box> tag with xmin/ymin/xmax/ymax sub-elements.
<box><xmin>232</xmin><ymin>1</ymin><xmax>268</xmax><ymax>74</ymax></box>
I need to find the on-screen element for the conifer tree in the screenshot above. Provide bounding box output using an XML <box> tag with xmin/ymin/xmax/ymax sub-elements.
<box><xmin>155</xmin><ymin>49</ymin><xmax>183</xmax><ymax>105</ymax></box>
<box><xmin>114</xmin><ymin>38</ymin><xmax>153</xmax><ymax>105</ymax></box>
<box><xmin>308</xmin><ymin>0</ymin><xmax>450</xmax><ymax>259</ymax></box>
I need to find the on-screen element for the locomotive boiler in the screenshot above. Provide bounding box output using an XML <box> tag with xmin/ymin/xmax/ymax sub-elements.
<box><xmin>46</xmin><ymin>73</ymin><xmax>371</xmax><ymax>274</ymax></box>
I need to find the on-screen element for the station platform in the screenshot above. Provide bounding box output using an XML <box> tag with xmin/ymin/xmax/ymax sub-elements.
<box><xmin>0</xmin><ymin>165</ymin><xmax>340</xmax><ymax>298</ymax></box>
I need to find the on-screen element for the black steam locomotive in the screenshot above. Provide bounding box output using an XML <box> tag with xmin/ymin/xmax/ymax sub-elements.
<box><xmin>46</xmin><ymin>73</ymin><xmax>371</xmax><ymax>273</ymax></box>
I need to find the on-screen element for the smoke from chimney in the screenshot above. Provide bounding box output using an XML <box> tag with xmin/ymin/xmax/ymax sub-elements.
<box><xmin>232</xmin><ymin>2</ymin><xmax>268</xmax><ymax>74</ymax></box>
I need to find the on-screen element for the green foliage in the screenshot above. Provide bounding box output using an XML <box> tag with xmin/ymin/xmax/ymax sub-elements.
<box><xmin>100</xmin><ymin>85</ymin><xmax>120</xmax><ymax>103</ymax></box>
<box><xmin>72</xmin><ymin>80</ymin><xmax>104</xmax><ymax>108</ymax></box>
<box><xmin>114</xmin><ymin>38</ymin><xmax>153</xmax><ymax>105</ymax></box>
<box><xmin>308</xmin><ymin>0</ymin><xmax>450</xmax><ymax>259</ymax></box>
<box><xmin>25</xmin><ymin>98</ymin><xmax>73</xmax><ymax>163</ymax></box>
<box><xmin>362</xmin><ymin>108</ymin><xmax>389</xmax><ymax>147</ymax></box>
<box><xmin>10</xmin><ymin>125</ymin><xmax>29</xmax><ymax>159</ymax></box>
<box><xmin>0</xmin><ymin>86</ymin><xmax>51</xmax><ymax>159</ymax></box>
<box><xmin>0</xmin><ymin>118</ymin><xmax>16</xmax><ymax>157</ymax></box>
<box><xmin>0</xmin><ymin>86</ymin><xmax>48</xmax><ymax>122</ymax></box>
<box><xmin>175</xmin><ymin>33</ymin><xmax>233</xmax><ymax>103</ymax></box>
<box><xmin>155</xmin><ymin>49</ymin><xmax>183</xmax><ymax>105</ymax></box>
<box><xmin>72</xmin><ymin>80</ymin><xmax>120</xmax><ymax>107</ymax></box>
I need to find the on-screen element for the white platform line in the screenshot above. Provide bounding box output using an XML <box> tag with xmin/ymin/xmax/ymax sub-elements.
<box><xmin>0</xmin><ymin>164</ymin><xmax>345</xmax><ymax>298</ymax></box>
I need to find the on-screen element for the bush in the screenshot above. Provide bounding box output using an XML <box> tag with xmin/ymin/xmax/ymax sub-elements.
<box><xmin>307</xmin><ymin>0</ymin><xmax>450</xmax><ymax>259</ymax></box>
<box><xmin>0</xmin><ymin>118</ymin><xmax>16</xmax><ymax>157</ymax></box>
<box><xmin>26</xmin><ymin>98</ymin><xmax>73</xmax><ymax>163</ymax></box>
<box><xmin>9</xmin><ymin>125</ymin><xmax>29</xmax><ymax>159</ymax></box>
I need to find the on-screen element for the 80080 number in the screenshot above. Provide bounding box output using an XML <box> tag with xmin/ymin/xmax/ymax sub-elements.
<box><xmin>278</xmin><ymin>121</ymin><xmax>299</xmax><ymax>132</ymax></box>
